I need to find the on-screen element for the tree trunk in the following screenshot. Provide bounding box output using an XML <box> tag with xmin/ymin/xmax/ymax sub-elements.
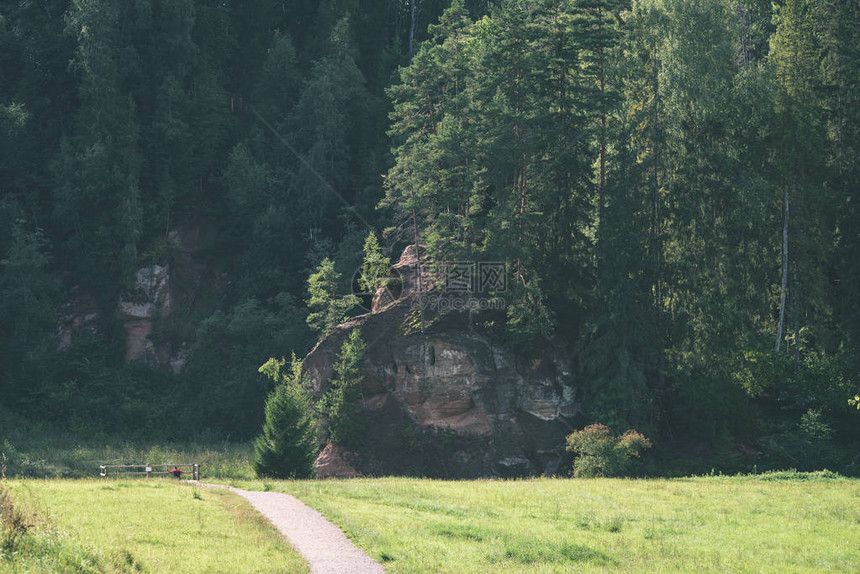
<box><xmin>651</xmin><ymin>42</ymin><xmax>663</xmax><ymax>312</ymax></box>
<box><xmin>775</xmin><ymin>184</ymin><xmax>789</xmax><ymax>351</ymax></box>
<box><xmin>599</xmin><ymin>44</ymin><xmax>606</xmax><ymax>228</ymax></box>
<box><xmin>409</xmin><ymin>0</ymin><xmax>420</xmax><ymax>58</ymax></box>
<box><xmin>597</xmin><ymin>6</ymin><xmax>607</xmax><ymax>230</ymax></box>
<box><xmin>737</xmin><ymin>0</ymin><xmax>750</xmax><ymax>66</ymax></box>
<box><xmin>411</xmin><ymin>214</ymin><xmax>424</xmax><ymax>334</ymax></box>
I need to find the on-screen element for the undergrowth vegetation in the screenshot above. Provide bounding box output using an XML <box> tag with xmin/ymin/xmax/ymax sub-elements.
<box><xmin>0</xmin><ymin>418</ymin><xmax>255</xmax><ymax>479</ymax></box>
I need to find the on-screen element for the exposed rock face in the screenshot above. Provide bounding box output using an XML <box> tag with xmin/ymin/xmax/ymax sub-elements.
<box><xmin>119</xmin><ymin>264</ymin><xmax>171</xmax><ymax>363</ymax></box>
<box><xmin>58</xmin><ymin>226</ymin><xmax>212</xmax><ymax>373</ymax></box>
<box><xmin>117</xmin><ymin>226</ymin><xmax>217</xmax><ymax>372</ymax></box>
<box><xmin>371</xmin><ymin>243</ymin><xmax>428</xmax><ymax>313</ymax></box>
<box><xmin>314</xmin><ymin>443</ymin><xmax>363</xmax><ymax>479</ymax></box>
<box><xmin>305</xmin><ymin>247</ymin><xmax>580</xmax><ymax>478</ymax></box>
<box><xmin>60</xmin><ymin>266</ymin><xmax>175</xmax><ymax>365</ymax></box>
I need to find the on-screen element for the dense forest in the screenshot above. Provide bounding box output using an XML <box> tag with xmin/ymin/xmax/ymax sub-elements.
<box><xmin>0</xmin><ymin>0</ymin><xmax>857</xmax><ymax>473</ymax></box>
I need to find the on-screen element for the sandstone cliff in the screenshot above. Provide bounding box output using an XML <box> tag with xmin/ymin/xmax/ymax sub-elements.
<box><xmin>305</xmin><ymin>247</ymin><xmax>580</xmax><ymax>478</ymax></box>
<box><xmin>58</xmin><ymin>226</ymin><xmax>213</xmax><ymax>373</ymax></box>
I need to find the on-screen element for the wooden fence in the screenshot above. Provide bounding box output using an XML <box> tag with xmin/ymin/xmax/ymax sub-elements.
<box><xmin>100</xmin><ymin>463</ymin><xmax>200</xmax><ymax>480</ymax></box>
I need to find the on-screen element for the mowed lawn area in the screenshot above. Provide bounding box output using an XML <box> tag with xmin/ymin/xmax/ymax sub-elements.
<box><xmin>228</xmin><ymin>473</ymin><xmax>860</xmax><ymax>573</ymax></box>
<box><xmin>2</xmin><ymin>479</ymin><xmax>308</xmax><ymax>573</ymax></box>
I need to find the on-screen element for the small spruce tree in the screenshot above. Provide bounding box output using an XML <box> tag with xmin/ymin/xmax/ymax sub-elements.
<box><xmin>306</xmin><ymin>257</ymin><xmax>359</xmax><ymax>335</ymax></box>
<box><xmin>358</xmin><ymin>231</ymin><xmax>390</xmax><ymax>295</ymax></box>
<box><xmin>253</xmin><ymin>354</ymin><xmax>317</xmax><ymax>479</ymax></box>
<box><xmin>318</xmin><ymin>328</ymin><xmax>367</xmax><ymax>445</ymax></box>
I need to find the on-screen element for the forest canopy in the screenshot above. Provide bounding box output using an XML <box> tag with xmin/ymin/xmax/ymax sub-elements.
<box><xmin>0</xmin><ymin>0</ymin><xmax>857</xmax><ymax>473</ymax></box>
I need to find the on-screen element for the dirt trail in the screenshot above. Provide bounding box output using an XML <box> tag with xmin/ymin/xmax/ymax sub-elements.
<box><xmin>203</xmin><ymin>484</ymin><xmax>385</xmax><ymax>574</ymax></box>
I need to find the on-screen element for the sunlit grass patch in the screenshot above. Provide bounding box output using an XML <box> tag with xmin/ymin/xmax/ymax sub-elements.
<box><xmin>230</xmin><ymin>474</ymin><xmax>860</xmax><ymax>573</ymax></box>
<box><xmin>3</xmin><ymin>479</ymin><xmax>307</xmax><ymax>573</ymax></box>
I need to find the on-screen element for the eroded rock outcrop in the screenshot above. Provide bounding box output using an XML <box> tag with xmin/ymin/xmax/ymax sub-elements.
<box><xmin>119</xmin><ymin>264</ymin><xmax>171</xmax><ymax>363</ymax></box>
<box><xmin>314</xmin><ymin>443</ymin><xmax>364</xmax><ymax>479</ymax></box>
<box><xmin>58</xmin><ymin>226</ymin><xmax>212</xmax><ymax>373</ymax></box>
<box><xmin>306</xmin><ymin>247</ymin><xmax>580</xmax><ymax>478</ymax></box>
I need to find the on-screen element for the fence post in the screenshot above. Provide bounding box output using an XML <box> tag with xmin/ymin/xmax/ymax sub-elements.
<box><xmin>100</xmin><ymin>465</ymin><xmax>106</xmax><ymax>478</ymax></box>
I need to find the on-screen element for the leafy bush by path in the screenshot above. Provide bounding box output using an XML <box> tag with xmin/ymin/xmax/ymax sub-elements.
<box><xmin>565</xmin><ymin>423</ymin><xmax>652</xmax><ymax>477</ymax></box>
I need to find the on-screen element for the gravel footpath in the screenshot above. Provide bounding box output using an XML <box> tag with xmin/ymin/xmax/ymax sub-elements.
<box><xmin>203</xmin><ymin>484</ymin><xmax>385</xmax><ymax>574</ymax></box>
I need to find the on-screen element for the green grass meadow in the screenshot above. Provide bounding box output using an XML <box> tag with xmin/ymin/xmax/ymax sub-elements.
<box><xmin>3</xmin><ymin>431</ymin><xmax>859</xmax><ymax>574</ymax></box>
<box><xmin>227</xmin><ymin>472</ymin><xmax>860</xmax><ymax>573</ymax></box>
<box><xmin>1</xmin><ymin>479</ymin><xmax>308</xmax><ymax>573</ymax></box>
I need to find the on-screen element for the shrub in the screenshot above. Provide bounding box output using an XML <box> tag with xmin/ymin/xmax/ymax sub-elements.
<box><xmin>565</xmin><ymin>423</ymin><xmax>652</xmax><ymax>478</ymax></box>
<box><xmin>253</xmin><ymin>354</ymin><xmax>317</xmax><ymax>479</ymax></box>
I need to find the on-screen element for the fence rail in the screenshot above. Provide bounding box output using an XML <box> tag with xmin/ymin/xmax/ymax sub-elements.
<box><xmin>100</xmin><ymin>463</ymin><xmax>200</xmax><ymax>480</ymax></box>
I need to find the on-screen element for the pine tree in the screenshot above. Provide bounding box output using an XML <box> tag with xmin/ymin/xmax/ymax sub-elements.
<box><xmin>0</xmin><ymin>223</ymin><xmax>57</xmax><ymax>405</ymax></box>
<box><xmin>471</xmin><ymin>0</ymin><xmax>591</xmax><ymax>338</ymax></box>
<box><xmin>253</xmin><ymin>32</ymin><xmax>300</xmax><ymax>128</ymax></box>
<box><xmin>253</xmin><ymin>354</ymin><xmax>317</xmax><ymax>479</ymax></box>
<box><xmin>574</xmin><ymin>0</ymin><xmax>627</xmax><ymax>234</ymax></box>
<box><xmin>816</xmin><ymin>0</ymin><xmax>860</xmax><ymax>372</ymax></box>
<box><xmin>290</xmin><ymin>16</ymin><xmax>371</xmax><ymax>235</ymax></box>
<box><xmin>143</xmin><ymin>0</ymin><xmax>199</xmax><ymax>239</ymax></box>
<box><xmin>383</xmin><ymin>0</ymin><xmax>477</xmax><ymax>260</ymax></box>
<box><xmin>579</xmin><ymin>0</ymin><xmax>662</xmax><ymax>429</ymax></box>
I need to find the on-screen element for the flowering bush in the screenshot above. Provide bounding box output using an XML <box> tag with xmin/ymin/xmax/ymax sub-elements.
<box><xmin>565</xmin><ymin>423</ymin><xmax>652</xmax><ymax>478</ymax></box>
